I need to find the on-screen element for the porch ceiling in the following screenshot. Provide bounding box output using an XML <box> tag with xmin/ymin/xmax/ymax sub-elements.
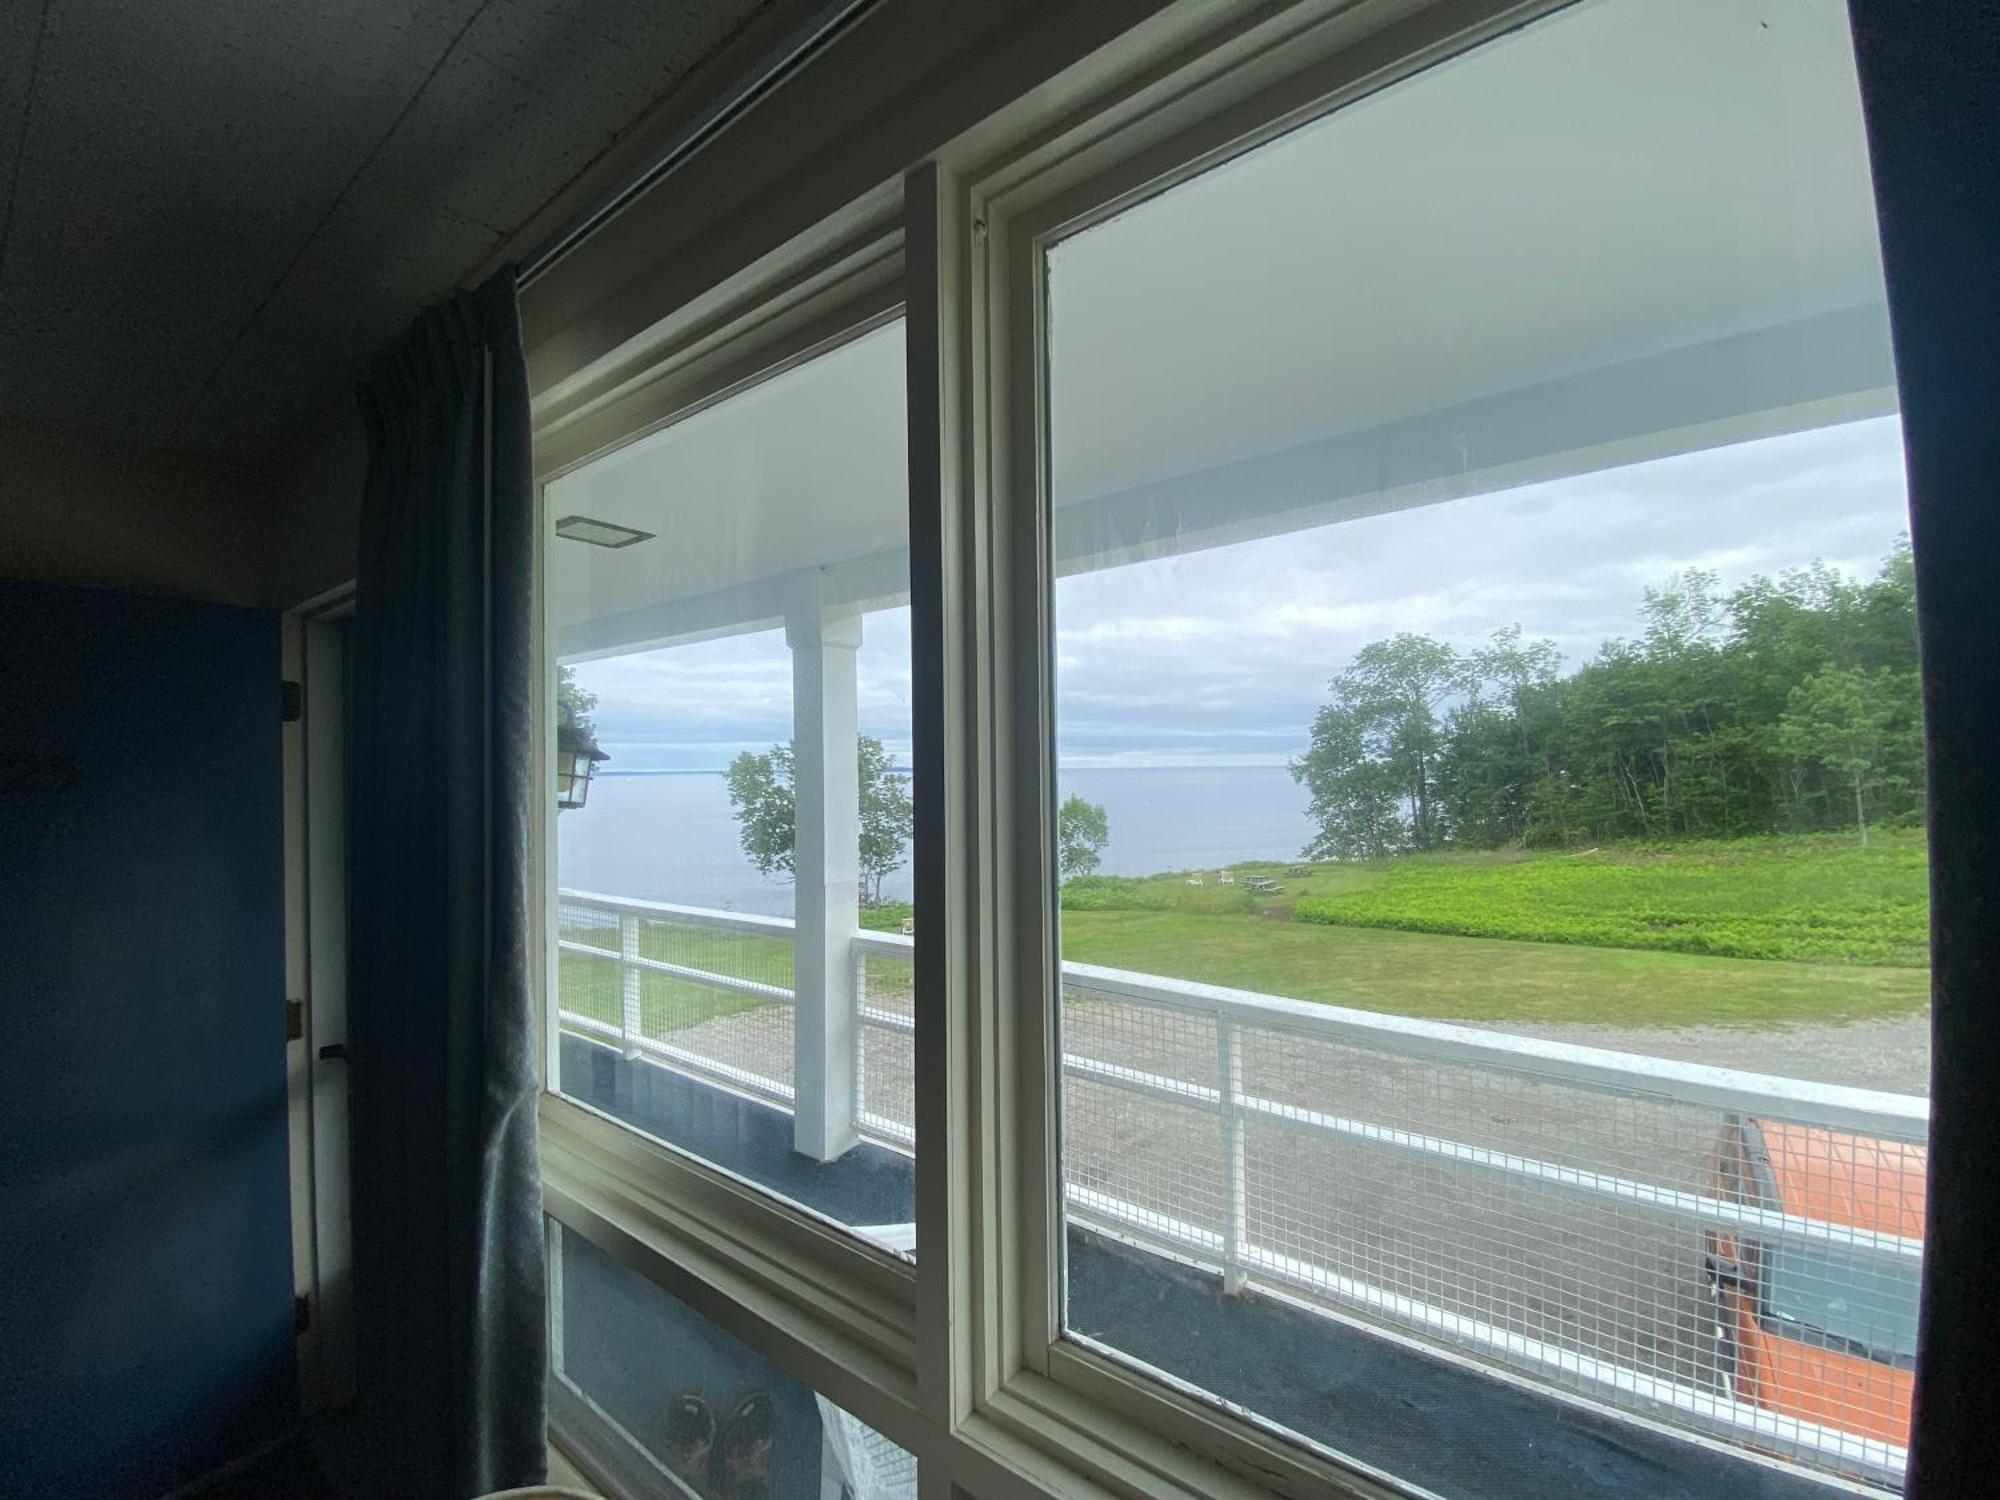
<box><xmin>551</xmin><ymin>0</ymin><xmax>1894</xmax><ymax>661</ymax></box>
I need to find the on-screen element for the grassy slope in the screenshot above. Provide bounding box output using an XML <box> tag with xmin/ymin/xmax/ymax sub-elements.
<box><xmin>1058</xmin><ymin>833</ymin><xmax>1929</xmax><ymax>1025</ymax></box>
<box><xmin>556</xmin><ymin>836</ymin><xmax>1929</xmax><ymax>1033</ymax></box>
<box><xmin>1292</xmin><ymin>834</ymin><xmax>1927</xmax><ymax>967</ymax></box>
<box><xmin>1058</xmin><ymin>910</ymin><xmax>1927</xmax><ymax>1027</ymax></box>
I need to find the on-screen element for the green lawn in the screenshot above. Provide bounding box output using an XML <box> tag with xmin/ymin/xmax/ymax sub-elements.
<box><xmin>1056</xmin><ymin>832</ymin><xmax>1928</xmax><ymax>1025</ymax></box>
<box><xmin>556</xmin><ymin>833</ymin><xmax>1930</xmax><ymax>1034</ymax></box>
<box><xmin>1059</xmin><ymin>909</ymin><xmax>1927</xmax><ymax>1027</ymax></box>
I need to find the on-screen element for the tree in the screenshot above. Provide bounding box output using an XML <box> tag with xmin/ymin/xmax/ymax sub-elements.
<box><xmin>558</xmin><ymin>664</ymin><xmax>598</xmax><ymax>736</ymax></box>
<box><xmin>1056</xmin><ymin>795</ymin><xmax>1111</xmax><ymax>881</ymax></box>
<box><xmin>725</xmin><ymin>736</ymin><xmax>914</xmax><ymax>903</ymax></box>
<box><xmin>1438</xmin><ymin>626</ymin><xmax>1565</xmax><ymax>847</ymax></box>
<box><xmin>1778</xmin><ymin>667</ymin><xmax>1914</xmax><ymax>846</ymax></box>
<box><xmin>857</xmin><ymin>737</ymin><xmax>914</xmax><ymax>903</ymax></box>
<box><xmin>1293</xmin><ymin>632</ymin><xmax>1461</xmax><ymax>857</ymax></box>
<box><xmin>1638</xmin><ymin>568</ymin><xmax>1723</xmax><ymax>660</ymax></box>
<box><xmin>726</xmin><ymin>739</ymin><xmax>797</xmax><ymax>877</ymax></box>
<box><xmin>1293</xmin><ymin>539</ymin><xmax>1923</xmax><ymax>855</ymax></box>
<box><xmin>1293</xmin><ymin>704</ymin><xmax>1406</xmax><ymax>859</ymax></box>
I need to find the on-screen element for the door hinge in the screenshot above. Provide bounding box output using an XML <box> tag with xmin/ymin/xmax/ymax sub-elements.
<box><xmin>281</xmin><ymin>680</ymin><xmax>303</xmax><ymax>722</ymax></box>
<box><xmin>294</xmin><ymin>1294</ymin><xmax>312</xmax><ymax>1336</ymax></box>
<box><xmin>285</xmin><ymin>1000</ymin><xmax>304</xmax><ymax>1041</ymax></box>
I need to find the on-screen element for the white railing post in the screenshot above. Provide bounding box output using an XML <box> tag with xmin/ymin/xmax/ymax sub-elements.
<box><xmin>788</xmin><ymin>592</ymin><xmax>863</xmax><ymax>1161</ymax></box>
<box><xmin>618</xmin><ymin>913</ymin><xmax>643</xmax><ymax>1060</ymax></box>
<box><xmin>852</xmin><ymin>945</ymin><xmax>870</xmax><ymax>1129</ymax></box>
<box><xmin>1217</xmin><ymin>1017</ymin><xmax>1247</xmax><ymax>1295</ymax></box>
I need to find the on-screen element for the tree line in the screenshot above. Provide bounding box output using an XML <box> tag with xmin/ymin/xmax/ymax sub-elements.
<box><xmin>1292</xmin><ymin>540</ymin><xmax>1923</xmax><ymax>858</ymax></box>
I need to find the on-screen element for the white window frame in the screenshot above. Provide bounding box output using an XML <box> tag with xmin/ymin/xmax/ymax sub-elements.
<box><xmin>532</xmin><ymin>184</ymin><xmax>934</xmax><ymax>1460</ymax></box>
<box><xmin>523</xmin><ymin>5</ymin><xmax>1861</xmax><ymax>1500</ymax></box>
<box><xmin>932</xmin><ymin>1</ymin><xmax>1580</xmax><ymax>1495</ymax></box>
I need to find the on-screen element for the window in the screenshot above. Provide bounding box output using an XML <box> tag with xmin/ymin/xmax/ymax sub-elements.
<box><xmin>1765</xmin><ymin>1245</ymin><xmax>1922</xmax><ymax>1367</ymax></box>
<box><xmin>1037</xmin><ymin>0</ymin><xmax>1918</xmax><ymax>1490</ymax></box>
<box><xmin>549</xmin><ymin>1221</ymin><xmax>915</xmax><ymax>1499</ymax></box>
<box><xmin>547</xmin><ymin>319</ymin><xmax>917</xmax><ymax>1256</ymax></box>
<box><xmin>534</xmin><ymin>3</ymin><xmax>1935</xmax><ymax>1499</ymax></box>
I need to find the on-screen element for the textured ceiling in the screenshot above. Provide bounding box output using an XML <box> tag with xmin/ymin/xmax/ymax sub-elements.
<box><xmin>0</xmin><ymin>0</ymin><xmax>772</xmax><ymax>462</ymax></box>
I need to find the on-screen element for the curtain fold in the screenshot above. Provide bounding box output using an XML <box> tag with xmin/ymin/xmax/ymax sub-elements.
<box><xmin>1850</xmin><ymin>7</ymin><xmax>2000</xmax><ymax>1495</ymax></box>
<box><xmin>347</xmin><ymin>268</ymin><xmax>544</xmax><ymax>1498</ymax></box>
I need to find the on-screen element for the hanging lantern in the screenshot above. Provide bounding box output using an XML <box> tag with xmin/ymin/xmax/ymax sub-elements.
<box><xmin>556</xmin><ymin>702</ymin><xmax>609</xmax><ymax>810</ymax></box>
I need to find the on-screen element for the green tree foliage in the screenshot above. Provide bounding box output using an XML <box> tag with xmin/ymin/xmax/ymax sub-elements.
<box><xmin>857</xmin><ymin>737</ymin><xmax>915</xmax><ymax>901</ymax></box>
<box><xmin>1779</xmin><ymin>667</ymin><xmax>1918</xmax><ymax>845</ymax></box>
<box><xmin>558</xmin><ymin>664</ymin><xmax>599</xmax><ymax>737</ymax></box>
<box><xmin>726</xmin><ymin>740</ymin><xmax>797</xmax><ymax>878</ymax></box>
<box><xmin>725</xmin><ymin>736</ymin><xmax>914</xmax><ymax>904</ymax></box>
<box><xmin>1294</xmin><ymin>541</ymin><xmax>1924</xmax><ymax>856</ymax></box>
<box><xmin>1057</xmin><ymin>794</ymin><xmax>1111</xmax><ymax>881</ymax></box>
<box><xmin>1293</xmin><ymin>632</ymin><xmax>1462</xmax><ymax>857</ymax></box>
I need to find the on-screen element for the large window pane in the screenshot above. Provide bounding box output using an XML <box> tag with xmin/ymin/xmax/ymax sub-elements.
<box><xmin>549</xmin><ymin>1221</ymin><xmax>915</xmax><ymax>1499</ymax></box>
<box><xmin>549</xmin><ymin>322</ymin><xmax>917</xmax><ymax>1255</ymax></box>
<box><xmin>1045</xmin><ymin>0</ymin><xmax>1922</xmax><ymax>1492</ymax></box>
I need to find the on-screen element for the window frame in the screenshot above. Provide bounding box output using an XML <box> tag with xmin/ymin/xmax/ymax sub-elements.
<box><xmin>940</xmin><ymin>0</ymin><xmax>1585</xmax><ymax>1493</ymax></box>
<box><xmin>523</xmin><ymin>3</ymin><xmax>1921</xmax><ymax>1499</ymax></box>
<box><xmin>532</xmin><ymin>184</ymin><xmax>927</xmax><ymax>1456</ymax></box>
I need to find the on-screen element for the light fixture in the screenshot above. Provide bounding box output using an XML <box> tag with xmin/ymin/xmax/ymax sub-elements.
<box><xmin>555</xmin><ymin>514</ymin><xmax>655</xmax><ymax>548</ymax></box>
<box><xmin>556</xmin><ymin>701</ymin><xmax>609</xmax><ymax>810</ymax></box>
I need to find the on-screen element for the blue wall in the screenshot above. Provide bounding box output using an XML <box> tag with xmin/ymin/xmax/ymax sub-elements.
<box><xmin>0</xmin><ymin>580</ymin><xmax>294</xmax><ymax>1499</ymax></box>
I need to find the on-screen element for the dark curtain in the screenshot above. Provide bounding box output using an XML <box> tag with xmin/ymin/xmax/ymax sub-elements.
<box><xmin>347</xmin><ymin>268</ymin><xmax>545</xmax><ymax>1497</ymax></box>
<box><xmin>1849</xmin><ymin>4</ymin><xmax>2000</xmax><ymax>1496</ymax></box>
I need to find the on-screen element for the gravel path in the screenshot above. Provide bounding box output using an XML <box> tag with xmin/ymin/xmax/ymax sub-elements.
<box><xmin>1476</xmin><ymin>1013</ymin><xmax>1930</xmax><ymax>1095</ymax></box>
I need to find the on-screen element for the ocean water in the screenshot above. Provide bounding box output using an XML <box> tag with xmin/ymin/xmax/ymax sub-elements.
<box><xmin>558</xmin><ymin>764</ymin><xmax>1314</xmax><ymax>917</ymax></box>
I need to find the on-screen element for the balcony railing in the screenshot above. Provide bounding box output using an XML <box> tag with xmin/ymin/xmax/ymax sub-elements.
<box><xmin>555</xmin><ymin>888</ymin><xmax>1926</xmax><ymax>1490</ymax></box>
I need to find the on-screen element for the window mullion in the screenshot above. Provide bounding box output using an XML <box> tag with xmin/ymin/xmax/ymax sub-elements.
<box><xmin>907</xmin><ymin>157</ymin><xmax>981</xmax><ymax>1434</ymax></box>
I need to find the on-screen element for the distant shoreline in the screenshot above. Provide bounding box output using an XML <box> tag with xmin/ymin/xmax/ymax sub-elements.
<box><xmin>595</xmin><ymin>762</ymin><xmax>1297</xmax><ymax>777</ymax></box>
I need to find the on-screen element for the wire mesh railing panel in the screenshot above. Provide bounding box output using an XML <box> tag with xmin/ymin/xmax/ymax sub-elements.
<box><xmin>1239</xmin><ymin>1108</ymin><xmax>1725</xmax><ymax>1387</ymax></box>
<box><xmin>1052</xmin><ymin>980</ymin><xmax>1918</xmax><ymax>1483</ymax></box>
<box><xmin>859</xmin><ymin>942</ymin><xmax>916</xmax><ymax>1022</ymax></box>
<box><xmin>554</xmin><ymin>892</ymin><xmax>1919</xmax><ymax>1485</ymax></box>
<box><xmin>1232</xmin><ymin>1023</ymin><xmax>1919</xmax><ymax>1450</ymax></box>
<box><xmin>557</xmin><ymin>896</ymin><xmax>795</xmax><ymax>1099</ymax></box>
<box><xmin>1064</xmin><ymin>1074</ymin><xmax>1228</xmax><ymax>1242</ymax></box>
<box><xmin>856</xmin><ymin>947</ymin><xmax>917</xmax><ymax>1143</ymax></box>
<box><xmin>1060</xmin><ymin>995</ymin><xmax>1228</xmax><ymax>1243</ymax></box>
<box><xmin>1062</xmin><ymin>991</ymin><xmax>1222</xmax><ymax>1094</ymax></box>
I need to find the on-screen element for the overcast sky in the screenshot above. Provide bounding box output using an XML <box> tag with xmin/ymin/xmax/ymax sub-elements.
<box><xmin>574</xmin><ymin>414</ymin><xmax>1910</xmax><ymax>773</ymax></box>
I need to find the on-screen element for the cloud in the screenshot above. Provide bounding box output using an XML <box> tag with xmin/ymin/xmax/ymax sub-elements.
<box><xmin>575</xmin><ymin>416</ymin><xmax>1910</xmax><ymax>771</ymax></box>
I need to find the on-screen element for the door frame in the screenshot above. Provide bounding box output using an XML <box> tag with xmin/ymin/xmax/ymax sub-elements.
<box><xmin>282</xmin><ymin>581</ymin><xmax>357</xmax><ymax>1414</ymax></box>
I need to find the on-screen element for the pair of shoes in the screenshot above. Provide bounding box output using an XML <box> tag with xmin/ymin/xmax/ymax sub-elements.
<box><xmin>663</xmin><ymin>1387</ymin><xmax>775</xmax><ymax>1500</ymax></box>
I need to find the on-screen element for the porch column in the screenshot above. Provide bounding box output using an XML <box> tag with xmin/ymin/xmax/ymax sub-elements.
<box><xmin>787</xmin><ymin>602</ymin><xmax>863</xmax><ymax>1161</ymax></box>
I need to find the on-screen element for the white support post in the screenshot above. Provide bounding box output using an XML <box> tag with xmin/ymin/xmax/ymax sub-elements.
<box><xmin>789</xmin><ymin>600</ymin><xmax>864</xmax><ymax>1161</ymax></box>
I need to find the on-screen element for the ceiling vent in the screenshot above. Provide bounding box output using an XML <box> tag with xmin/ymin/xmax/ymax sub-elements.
<box><xmin>555</xmin><ymin>515</ymin><xmax>655</xmax><ymax>548</ymax></box>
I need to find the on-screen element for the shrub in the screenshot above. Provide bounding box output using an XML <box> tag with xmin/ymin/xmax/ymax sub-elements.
<box><xmin>1060</xmin><ymin>875</ymin><xmax>1184</xmax><ymax>912</ymax></box>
